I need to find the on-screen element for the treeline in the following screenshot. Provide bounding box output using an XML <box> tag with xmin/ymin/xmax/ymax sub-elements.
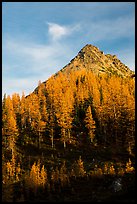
<box><xmin>2</xmin><ymin>68</ymin><xmax>135</xmax><ymax>155</ymax></box>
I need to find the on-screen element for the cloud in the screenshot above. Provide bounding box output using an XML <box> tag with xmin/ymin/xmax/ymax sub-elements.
<box><xmin>47</xmin><ymin>23</ymin><xmax>68</xmax><ymax>41</ymax></box>
<box><xmin>4</xmin><ymin>33</ymin><xmax>77</xmax><ymax>62</ymax></box>
<box><xmin>3</xmin><ymin>36</ymin><xmax>77</xmax><ymax>96</ymax></box>
<box><xmin>47</xmin><ymin>22</ymin><xmax>80</xmax><ymax>41</ymax></box>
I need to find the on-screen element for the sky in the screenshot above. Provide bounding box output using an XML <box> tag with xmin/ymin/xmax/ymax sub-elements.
<box><xmin>2</xmin><ymin>2</ymin><xmax>135</xmax><ymax>97</ymax></box>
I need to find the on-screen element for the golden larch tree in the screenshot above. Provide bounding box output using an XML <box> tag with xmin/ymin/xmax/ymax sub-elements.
<box><xmin>85</xmin><ymin>105</ymin><xmax>96</xmax><ymax>143</ymax></box>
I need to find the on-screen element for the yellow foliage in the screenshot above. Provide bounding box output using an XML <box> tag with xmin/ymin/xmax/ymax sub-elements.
<box><xmin>85</xmin><ymin>106</ymin><xmax>96</xmax><ymax>143</ymax></box>
<box><xmin>29</xmin><ymin>160</ymin><xmax>48</xmax><ymax>193</ymax></box>
<box><xmin>15</xmin><ymin>163</ymin><xmax>21</xmax><ymax>182</ymax></box>
<box><xmin>108</xmin><ymin>165</ymin><xmax>115</xmax><ymax>175</ymax></box>
<box><xmin>94</xmin><ymin>166</ymin><xmax>103</xmax><ymax>176</ymax></box>
<box><xmin>77</xmin><ymin>156</ymin><xmax>86</xmax><ymax>177</ymax></box>
<box><xmin>125</xmin><ymin>158</ymin><xmax>134</xmax><ymax>173</ymax></box>
<box><xmin>40</xmin><ymin>165</ymin><xmax>47</xmax><ymax>187</ymax></box>
<box><xmin>6</xmin><ymin>161</ymin><xmax>14</xmax><ymax>178</ymax></box>
<box><xmin>103</xmin><ymin>163</ymin><xmax>109</xmax><ymax>175</ymax></box>
<box><xmin>3</xmin><ymin>154</ymin><xmax>22</xmax><ymax>184</ymax></box>
<box><xmin>71</xmin><ymin>157</ymin><xmax>86</xmax><ymax>178</ymax></box>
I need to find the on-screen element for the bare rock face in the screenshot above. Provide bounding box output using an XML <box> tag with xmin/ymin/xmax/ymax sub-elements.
<box><xmin>59</xmin><ymin>44</ymin><xmax>134</xmax><ymax>77</ymax></box>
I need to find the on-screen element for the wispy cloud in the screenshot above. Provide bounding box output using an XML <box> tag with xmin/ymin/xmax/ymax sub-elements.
<box><xmin>6</xmin><ymin>39</ymin><xmax>61</xmax><ymax>61</ymax></box>
<box><xmin>47</xmin><ymin>23</ymin><xmax>68</xmax><ymax>41</ymax></box>
<box><xmin>3</xmin><ymin>35</ymin><xmax>77</xmax><ymax>96</ymax></box>
<box><xmin>4</xmin><ymin>36</ymin><xmax>74</xmax><ymax>69</ymax></box>
<box><xmin>47</xmin><ymin>22</ymin><xmax>80</xmax><ymax>41</ymax></box>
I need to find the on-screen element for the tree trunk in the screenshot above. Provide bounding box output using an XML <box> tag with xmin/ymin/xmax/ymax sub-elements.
<box><xmin>38</xmin><ymin>130</ymin><xmax>41</xmax><ymax>149</ymax></box>
<box><xmin>62</xmin><ymin>128</ymin><xmax>66</xmax><ymax>148</ymax></box>
<box><xmin>63</xmin><ymin>140</ymin><xmax>66</xmax><ymax>149</ymax></box>
<box><xmin>51</xmin><ymin>128</ymin><xmax>54</xmax><ymax>148</ymax></box>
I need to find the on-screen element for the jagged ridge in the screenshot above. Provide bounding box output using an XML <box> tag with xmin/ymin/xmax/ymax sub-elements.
<box><xmin>59</xmin><ymin>44</ymin><xmax>134</xmax><ymax>77</ymax></box>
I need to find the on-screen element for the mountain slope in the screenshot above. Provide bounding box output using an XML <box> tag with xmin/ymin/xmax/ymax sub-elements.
<box><xmin>2</xmin><ymin>44</ymin><xmax>135</xmax><ymax>202</ymax></box>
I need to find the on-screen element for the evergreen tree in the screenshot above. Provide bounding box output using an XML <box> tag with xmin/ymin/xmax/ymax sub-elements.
<box><xmin>2</xmin><ymin>95</ymin><xmax>19</xmax><ymax>156</ymax></box>
<box><xmin>85</xmin><ymin>105</ymin><xmax>96</xmax><ymax>143</ymax></box>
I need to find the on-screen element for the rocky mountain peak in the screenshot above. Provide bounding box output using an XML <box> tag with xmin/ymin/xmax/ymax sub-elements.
<box><xmin>60</xmin><ymin>44</ymin><xmax>134</xmax><ymax>77</ymax></box>
<box><xmin>79</xmin><ymin>44</ymin><xmax>99</xmax><ymax>52</ymax></box>
<box><xmin>33</xmin><ymin>44</ymin><xmax>134</xmax><ymax>96</ymax></box>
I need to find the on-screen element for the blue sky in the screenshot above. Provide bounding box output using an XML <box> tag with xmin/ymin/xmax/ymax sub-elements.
<box><xmin>2</xmin><ymin>2</ymin><xmax>135</xmax><ymax>96</ymax></box>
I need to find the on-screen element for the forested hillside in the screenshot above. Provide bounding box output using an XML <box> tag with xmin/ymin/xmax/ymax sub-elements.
<box><xmin>2</xmin><ymin>44</ymin><xmax>135</xmax><ymax>202</ymax></box>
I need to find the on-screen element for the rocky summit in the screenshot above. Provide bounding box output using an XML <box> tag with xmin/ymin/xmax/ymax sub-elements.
<box><xmin>58</xmin><ymin>44</ymin><xmax>134</xmax><ymax>78</ymax></box>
